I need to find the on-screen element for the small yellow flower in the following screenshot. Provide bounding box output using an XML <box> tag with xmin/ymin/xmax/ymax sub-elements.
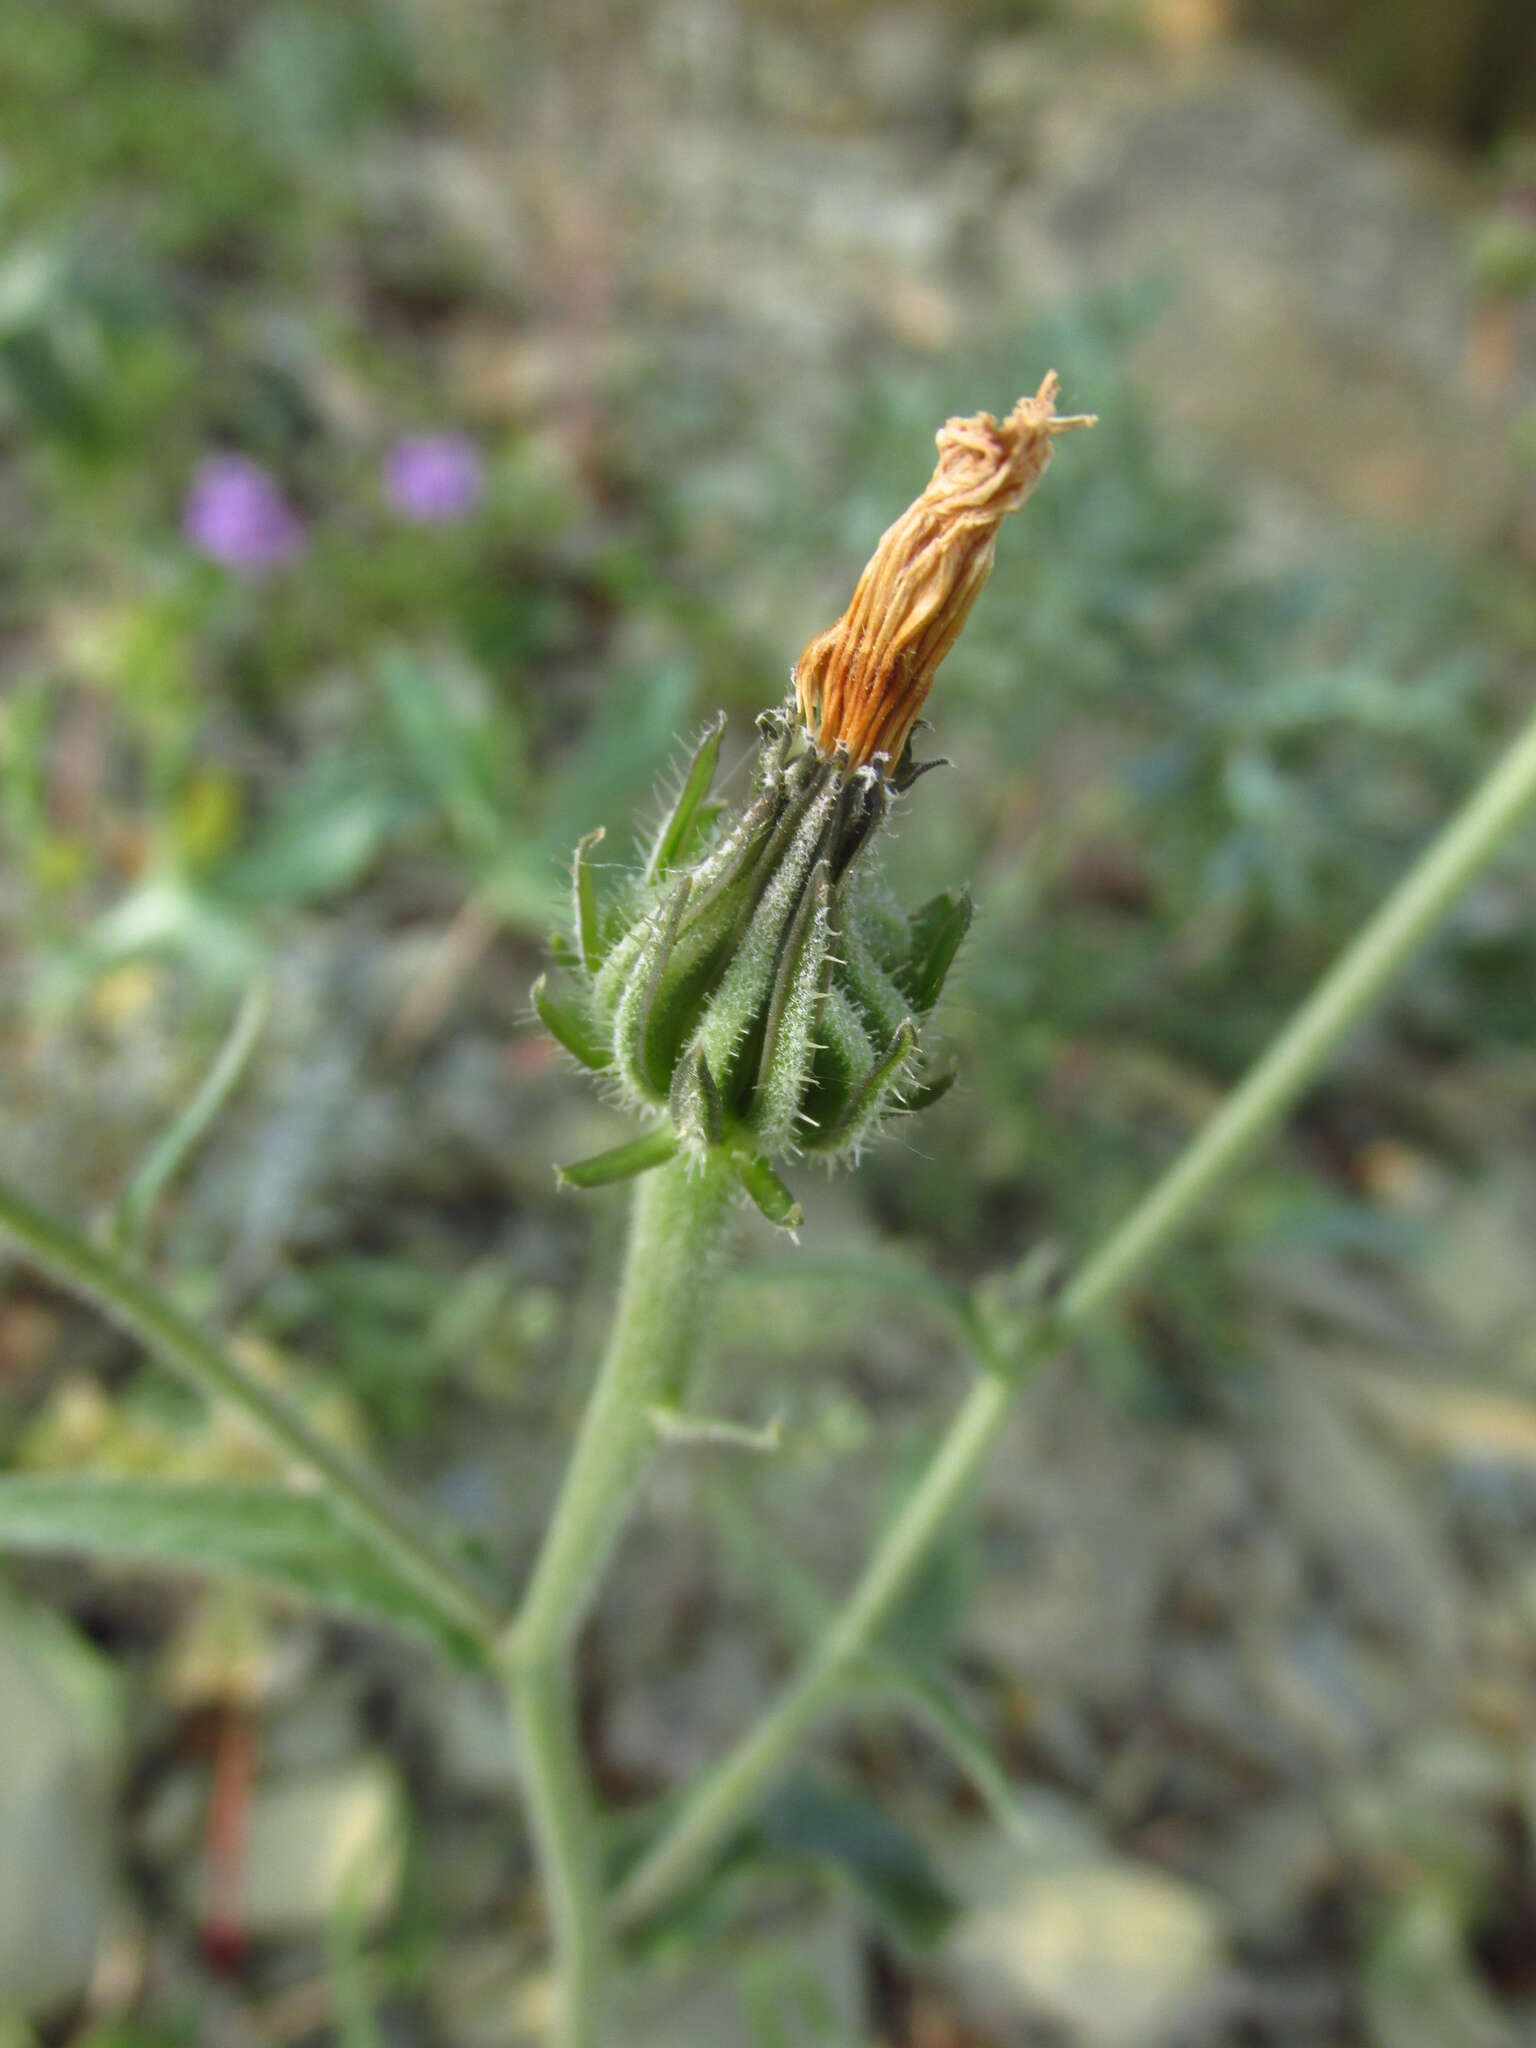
<box><xmin>794</xmin><ymin>371</ymin><xmax>1094</xmax><ymax>770</ymax></box>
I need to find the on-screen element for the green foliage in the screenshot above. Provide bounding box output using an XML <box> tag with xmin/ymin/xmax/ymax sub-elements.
<box><xmin>0</xmin><ymin>1477</ymin><xmax>476</xmax><ymax>1657</ymax></box>
<box><xmin>620</xmin><ymin>1769</ymin><xmax>956</xmax><ymax>1961</ymax></box>
<box><xmin>754</xmin><ymin>1776</ymin><xmax>956</xmax><ymax>1951</ymax></box>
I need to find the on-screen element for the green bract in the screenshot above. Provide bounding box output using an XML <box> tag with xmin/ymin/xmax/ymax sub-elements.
<box><xmin>534</xmin><ymin>704</ymin><xmax>971</xmax><ymax>1228</ymax></box>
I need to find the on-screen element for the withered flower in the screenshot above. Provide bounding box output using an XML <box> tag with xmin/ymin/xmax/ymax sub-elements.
<box><xmin>795</xmin><ymin>371</ymin><xmax>1095</xmax><ymax>770</ymax></box>
<box><xmin>533</xmin><ymin>372</ymin><xmax>1093</xmax><ymax>1216</ymax></box>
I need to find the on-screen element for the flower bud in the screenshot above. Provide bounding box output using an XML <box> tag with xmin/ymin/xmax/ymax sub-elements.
<box><xmin>534</xmin><ymin>375</ymin><xmax>1093</xmax><ymax>1224</ymax></box>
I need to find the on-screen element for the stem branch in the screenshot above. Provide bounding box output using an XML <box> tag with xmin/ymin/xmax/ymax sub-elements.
<box><xmin>614</xmin><ymin>696</ymin><xmax>1536</xmax><ymax>1930</ymax></box>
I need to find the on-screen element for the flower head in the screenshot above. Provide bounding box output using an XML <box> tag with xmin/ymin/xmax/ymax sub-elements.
<box><xmin>182</xmin><ymin>455</ymin><xmax>305</xmax><ymax>576</ymax></box>
<box><xmin>384</xmin><ymin>433</ymin><xmax>485</xmax><ymax>524</ymax></box>
<box><xmin>794</xmin><ymin>371</ymin><xmax>1094</xmax><ymax>770</ymax></box>
<box><xmin>531</xmin><ymin>372</ymin><xmax>1093</xmax><ymax>1216</ymax></box>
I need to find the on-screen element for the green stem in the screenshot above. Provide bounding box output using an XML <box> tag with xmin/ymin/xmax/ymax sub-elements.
<box><xmin>507</xmin><ymin>1654</ymin><xmax>608</xmax><ymax>2048</ymax></box>
<box><xmin>0</xmin><ymin>1181</ymin><xmax>502</xmax><ymax>1648</ymax></box>
<box><xmin>613</xmin><ymin>696</ymin><xmax>1536</xmax><ymax>1931</ymax></box>
<box><xmin>507</xmin><ymin>1151</ymin><xmax>738</xmax><ymax>1663</ymax></box>
<box><xmin>502</xmin><ymin>1149</ymin><xmax>739</xmax><ymax>2042</ymax></box>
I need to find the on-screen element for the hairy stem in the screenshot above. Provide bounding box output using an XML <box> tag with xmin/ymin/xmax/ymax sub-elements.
<box><xmin>503</xmin><ymin>1149</ymin><xmax>738</xmax><ymax>2042</ymax></box>
<box><xmin>507</xmin><ymin>1151</ymin><xmax>738</xmax><ymax>1663</ymax></box>
<box><xmin>613</xmin><ymin>695</ymin><xmax>1536</xmax><ymax>1930</ymax></box>
<box><xmin>0</xmin><ymin>1181</ymin><xmax>503</xmax><ymax>1646</ymax></box>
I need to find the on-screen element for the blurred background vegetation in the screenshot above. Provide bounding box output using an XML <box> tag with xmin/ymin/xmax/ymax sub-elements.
<box><xmin>2</xmin><ymin>0</ymin><xmax>1536</xmax><ymax>2042</ymax></box>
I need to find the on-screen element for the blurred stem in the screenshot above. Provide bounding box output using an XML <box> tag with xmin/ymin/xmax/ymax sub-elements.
<box><xmin>501</xmin><ymin>1150</ymin><xmax>737</xmax><ymax>2043</ymax></box>
<box><xmin>0</xmin><ymin>1181</ymin><xmax>502</xmax><ymax>1647</ymax></box>
<box><xmin>613</xmin><ymin>695</ymin><xmax>1536</xmax><ymax>1931</ymax></box>
<box><xmin>506</xmin><ymin>1655</ymin><xmax>608</xmax><ymax>2048</ymax></box>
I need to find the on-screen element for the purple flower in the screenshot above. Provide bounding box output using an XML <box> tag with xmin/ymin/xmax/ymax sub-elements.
<box><xmin>182</xmin><ymin>455</ymin><xmax>305</xmax><ymax>576</ymax></box>
<box><xmin>384</xmin><ymin>433</ymin><xmax>485</xmax><ymax>525</ymax></box>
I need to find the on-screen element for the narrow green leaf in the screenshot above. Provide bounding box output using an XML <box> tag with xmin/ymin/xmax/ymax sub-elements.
<box><xmin>573</xmin><ymin>827</ymin><xmax>606</xmax><ymax>972</ymax></box>
<box><xmin>555</xmin><ymin>1127</ymin><xmax>679</xmax><ymax>1190</ymax></box>
<box><xmin>378</xmin><ymin>648</ymin><xmax>505</xmax><ymax>856</ymax></box>
<box><xmin>531</xmin><ymin>974</ymin><xmax>610</xmax><ymax>1072</ymax></box>
<box><xmin>215</xmin><ymin>749</ymin><xmax>405</xmax><ymax>908</ymax></box>
<box><xmin>113</xmin><ymin>974</ymin><xmax>269</xmax><ymax>1256</ymax></box>
<box><xmin>0</xmin><ymin>1477</ymin><xmax>477</xmax><ymax>1659</ymax></box>
<box><xmin>902</xmin><ymin>888</ymin><xmax>973</xmax><ymax>1013</ymax></box>
<box><xmin>0</xmin><ymin>1177</ymin><xmax>502</xmax><ymax>1646</ymax></box>
<box><xmin>736</xmin><ymin>1153</ymin><xmax>804</xmax><ymax>1231</ymax></box>
<box><xmin>645</xmin><ymin>712</ymin><xmax>727</xmax><ymax>881</ymax></box>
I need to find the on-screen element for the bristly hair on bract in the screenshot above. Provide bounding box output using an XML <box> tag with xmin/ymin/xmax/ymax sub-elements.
<box><xmin>532</xmin><ymin>371</ymin><xmax>1095</xmax><ymax>1231</ymax></box>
